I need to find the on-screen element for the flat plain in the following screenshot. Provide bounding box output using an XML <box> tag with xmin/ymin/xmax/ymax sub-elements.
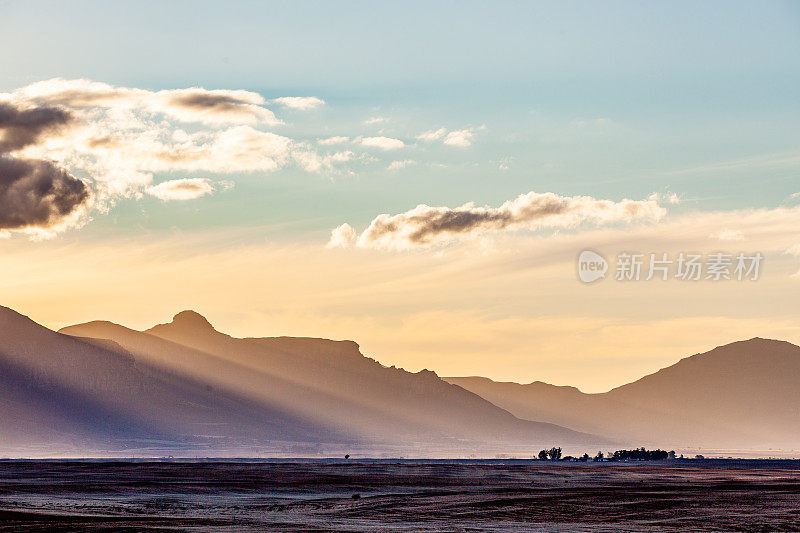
<box><xmin>0</xmin><ymin>460</ymin><xmax>798</xmax><ymax>531</ymax></box>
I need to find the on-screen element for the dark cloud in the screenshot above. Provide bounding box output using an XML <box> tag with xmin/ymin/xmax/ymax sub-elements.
<box><xmin>164</xmin><ymin>92</ymin><xmax>251</xmax><ymax>113</ymax></box>
<box><xmin>153</xmin><ymin>89</ymin><xmax>278</xmax><ymax>124</ymax></box>
<box><xmin>0</xmin><ymin>102</ymin><xmax>73</xmax><ymax>152</ymax></box>
<box><xmin>0</xmin><ymin>157</ymin><xmax>90</xmax><ymax>230</ymax></box>
<box><xmin>343</xmin><ymin>192</ymin><xmax>666</xmax><ymax>249</ymax></box>
<box><xmin>0</xmin><ymin>103</ymin><xmax>87</xmax><ymax>232</ymax></box>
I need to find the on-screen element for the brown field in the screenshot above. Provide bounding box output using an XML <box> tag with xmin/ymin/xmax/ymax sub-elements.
<box><xmin>0</xmin><ymin>460</ymin><xmax>798</xmax><ymax>531</ymax></box>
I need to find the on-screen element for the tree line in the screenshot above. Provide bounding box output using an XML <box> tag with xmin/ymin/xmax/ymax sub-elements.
<box><xmin>536</xmin><ymin>447</ymin><xmax>676</xmax><ymax>461</ymax></box>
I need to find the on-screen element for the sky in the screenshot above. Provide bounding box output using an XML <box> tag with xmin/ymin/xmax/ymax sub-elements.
<box><xmin>1</xmin><ymin>0</ymin><xmax>799</xmax><ymax>392</ymax></box>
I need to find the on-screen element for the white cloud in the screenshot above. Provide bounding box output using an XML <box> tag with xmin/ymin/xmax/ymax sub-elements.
<box><xmin>417</xmin><ymin>126</ymin><xmax>481</xmax><ymax>147</ymax></box>
<box><xmin>387</xmin><ymin>160</ymin><xmax>416</xmax><ymax>171</ymax></box>
<box><xmin>0</xmin><ymin>78</ymin><xmax>356</xmax><ymax>236</ymax></box>
<box><xmin>359</xmin><ymin>136</ymin><xmax>405</xmax><ymax>150</ymax></box>
<box><xmin>201</xmin><ymin>126</ymin><xmax>293</xmax><ymax>172</ymax></box>
<box><xmin>648</xmin><ymin>192</ymin><xmax>681</xmax><ymax>205</ymax></box>
<box><xmin>331</xmin><ymin>191</ymin><xmax>667</xmax><ymax>250</ymax></box>
<box><xmin>364</xmin><ymin>116</ymin><xmax>387</xmax><ymax>125</ymax></box>
<box><xmin>443</xmin><ymin>129</ymin><xmax>474</xmax><ymax>147</ymax></box>
<box><xmin>273</xmin><ymin>96</ymin><xmax>325</xmax><ymax>110</ymax></box>
<box><xmin>146</xmin><ymin>178</ymin><xmax>217</xmax><ymax>201</ymax></box>
<box><xmin>318</xmin><ymin>136</ymin><xmax>350</xmax><ymax>145</ymax></box>
<box><xmin>329</xmin><ymin>151</ymin><xmax>354</xmax><ymax>162</ymax></box>
<box><xmin>416</xmin><ymin>128</ymin><xmax>447</xmax><ymax>141</ymax></box>
<box><xmin>326</xmin><ymin>223</ymin><xmax>357</xmax><ymax>249</ymax></box>
<box><xmin>293</xmin><ymin>149</ymin><xmax>355</xmax><ymax>173</ymax></box>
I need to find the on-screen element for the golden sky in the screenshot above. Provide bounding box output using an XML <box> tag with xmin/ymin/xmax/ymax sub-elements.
<box><xmin>4</xmin><ymin>202</ymin><xmax>800</xmax><ymax>393</ymax></box>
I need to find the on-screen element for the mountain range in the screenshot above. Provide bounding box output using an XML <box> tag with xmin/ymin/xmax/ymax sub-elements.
<box><xmin>447</xmin><ymin>338</ymin><xmax>800</xmax><ymax>449</ymax></box>
<box><xmin>0</xmin><ymin>306</ymin><xmax>596</xmax><ymax>457</ymax></box>
<box><xmin>1</xmin><ymin>303</ymin><xmax>798</xmax><ymax>457</ymax></box>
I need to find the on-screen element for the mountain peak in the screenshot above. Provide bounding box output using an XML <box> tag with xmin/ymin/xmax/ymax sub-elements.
<box><xmin>170</xmin><ymin>310</ymin><xmax>215</xmax><ymax>331</ymax></box>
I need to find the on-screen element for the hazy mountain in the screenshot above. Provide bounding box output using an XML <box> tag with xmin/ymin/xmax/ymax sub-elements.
<box><xmin>447</xmin><ymin>338</ymin><xmax>800</xmax><ymax>449</ymax></box>
<box><xmin>9</xmin><ymin>302</ymin><xmax>796</xmax><ymax>454</ymax></box>
<box><xmin>0</xmin><ymin>306</ymin><xmax>342</xmax><ymax>457</ymax></box>
<box><xmin>54</xmin><ymin>309</ymin><xmax>600</xmax><ymax>456</ymax></box>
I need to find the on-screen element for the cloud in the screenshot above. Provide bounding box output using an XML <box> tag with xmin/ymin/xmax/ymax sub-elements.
<box><xmin>145</xmin><ymin>178</ymin><xmax>216</xmax><ymax>201</ymax></box>
<box><xmin>6</xmin><ymin>81</ymin><xmax>296</xmax><ymax>182</ymax></box>
<box><xmin>14</xmin><ymin>78</ymin><xmax>145</xmax><ymax>107</ymax></box>
<box><xmin>364</xmin><ymin>116</ymin><xmax>387</xmax><ymax>125</ymax></box>
<box><xmin>0</xmin><ymin>156</ymin><xmax>90</xmax><ymax>233</ymax></box>
<box><xmin>150</xmin><ymin>88</ymin><xmax>280</xmax><ymax>125</ymax></box>
<box><xmin>417</xmin><ymin>126</ymin><xmax>481</xmax><ymax>147</ymax></box>
<box><xmin>443</xmin><ymin>129</ymin><xmax>474</xmax><ymax>147</ymax></box>
<box><xmin>293</xmin><ymin>149</ymin><xmax>354</xmax><ymax>173</ymax></box>
<box><xmin>0</xmin><ymin>79</ymin><xmax>350</xmax><ymax>236</ymax></box>
<box><xmin>329</xmin><ymin>151</ymin><xmax>354</xmax><ymax>162</ymax></box>
<box><xmin>63</xmin><ymin>125</ymin><xmax>294</xmax><ymax>191</ymax></box>
<box><xmin>331</xmin><ymin>190</ymin><xmax>667</xmax><ymax>250</ymax></box>
<box><xmin>18</xmin><ymin>110</ymin><xmax>293</xmax><ymax>198</ymax></box>
<box><xmin>416</xmin><ymin>128</ymin><xmax>447</xmax><ymax>141</ymax></box>
<box><xmin>0</xmin><ymin>102</ymin><xmax>90</xmax><ymax>236</ymax></box>
<box><xmin>273</xmin><ymin>96</ymin><xmax>325</xmax><ymax>110</ymax></box>
<box><xmin>326</xmin><ymin>223</ymin><xmax>357</xmax><ymax>249</ymax></box>
<box><xmin>648</xmin><ymin>191</ymin><xmax>681</xmax><ymax>205</ymax></box>
<box><xmin>16</xmin><ymin>79</ymin><xmax>279</xmax><ymax>125</ymax></box>
<box><xmin>195</xmin><ymin>125</ymin><xmax>292</xmax><ymax>172</ymax></box>
<box><xmin>359</xmin><ymin>136</ymin><xmax>404</xmax><ymax>150</ymax></box>
<box><xmin>317</xmin><ymin>136</ymin><xmax>350</xmax><ymax>146</ymax></box>
<box><xmin>0</xmin><ymin>101</ymin><xmax>74</xmax><ymax>151</ymax></box>
<box><xmin>387</xmin><ymin>160</ymin><xmax>415</xmax><ymax>170</ymax></box>
<box><xmin>318</xmin><ymin>136</ymin><xmax>350</xmax><ymax>145</ymax></box>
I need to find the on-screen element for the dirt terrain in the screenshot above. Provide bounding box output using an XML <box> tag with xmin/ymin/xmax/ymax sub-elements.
<box><xmin>0</xmin><ymin>460</ymin><xmax>798</xmax><ymax>531</ymax></box>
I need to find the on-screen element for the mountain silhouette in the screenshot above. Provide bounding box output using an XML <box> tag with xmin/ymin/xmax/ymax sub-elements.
<box><xmin>11</xmin><ymin>302</ymin><xmax>794</xmax><ymax>455</ymax></box>
<box><xmin>54</xmin><ymin>308</ymin><xmax>601</xmax><ymax>456</ymax></box>
<box><xmin>0</xmin><ymin>306</ymin><xmax>343</xmax><ymax>457</ymax></box>
<box><xmin>447</xmin><ymin>338</ymin><xmax>800</xmax><ymax>449</ymax></box>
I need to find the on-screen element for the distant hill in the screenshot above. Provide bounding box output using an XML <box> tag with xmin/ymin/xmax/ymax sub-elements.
<box><xmin>8</xmin><ymin>301</ymin><xmax>798</xmax><ymax>454</ymax></box>
<box><xmin>53</xmin><ymin>308</ymin><xmax>600</xmax><ymax>456</ymax></box>
<box><xmin>447</xmin><ymin>338</ymin><xmax>800</xmax><ymax>449</ymax></box>
<box><xmin>0</xmin><ymin>306</ymin><xmax>341</xmax><ymax>457</ymax></box>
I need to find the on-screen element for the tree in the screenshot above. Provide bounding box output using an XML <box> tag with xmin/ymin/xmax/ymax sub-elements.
<box><xmin>538</xmin><ymin>449</ymin><xmax>548</xmax><ymax>460</ymax></box>
<box><xmin>610</xmin><ymin>448</ymin><xmax>669</xmax><ymax>461</ymax></box>
<box><xmin>594</xmin><ymin>451</ymin><xmax>604</xmax><ymax>461</ymax></box>
<box><xmin>548</xmin><ymin>447</ymin><xmax>562</xmax><ymax>460</ymax></box>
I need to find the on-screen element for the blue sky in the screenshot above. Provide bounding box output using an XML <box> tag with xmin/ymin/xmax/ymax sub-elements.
<box><xmin>2</xmin><ymin>1</ymin><xmax>798</xmax><ymax>242</ymax></box>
